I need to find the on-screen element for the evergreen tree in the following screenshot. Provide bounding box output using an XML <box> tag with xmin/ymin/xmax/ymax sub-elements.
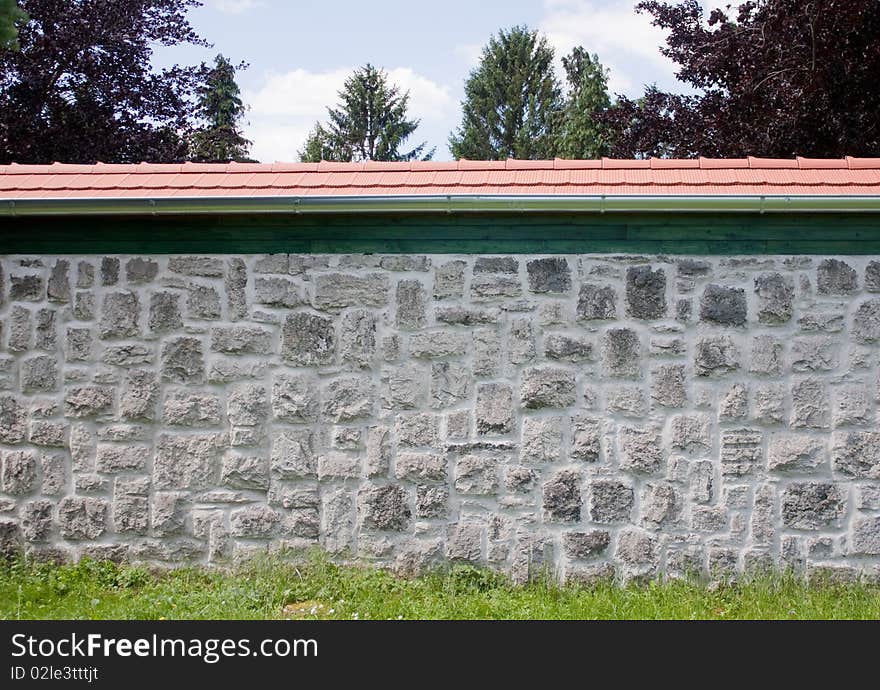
<box><xmin>557</xmin><ymin>47</ymin><xmax>612</xmax><ymax>159</ymax></box>
<box><xmin>449</xmin><ymin>26</ymin><xmax>563</xmax><ymax>160</ymax></box>
<box><xmin>299</xmin><ymin>64</ymin><xmax>432</xmax><ymax>162</ymax></box>
<box><xmin>0</xmin><ymin>0</ymin><xmax>27</xmax><ymax>50</ymax></box>
<box><xmin>189</xmin><ymin>54</ymin><xmax>252</xmax><ymax>162</ymax></box>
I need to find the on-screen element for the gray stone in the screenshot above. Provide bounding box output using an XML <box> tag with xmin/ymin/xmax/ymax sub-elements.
<box><xmin>231</xmin><ymin>506</ymin><xmax>279</xmax><ymax>538</ymax></box>
<box><xmin>472</xmin><ymin>328</ymin><xmax>501</xmax><ymax>376</ymax></box>
<box><xmin>577</xmin><ymin>284</ymin><xmax>617</xmax><ymax>320</ymax></box>
<box><xmin>313</xmin><ymin>272</ymin><xmax>389</xmax><ymax>310</ymax></box>
<box><xmin>832</xmin><ymin>385</ymin><xmax>871</xmax><ymax>427</ymax></box>
<box><xmin>281</xmin><ymin>312</ymin><xmax>335</xmax><ymax>365</ymax></box>
<box><xmin>507</xmin><ymin>317</ymin><xmax>536</xmax><ymax>364</ymax></box>
<box><xmin>365</xmin><ymin>426</ymin><xmax>392</xmax><ymax>477</ymax></box>
<box><xmin>8</xmin><ymin>306</ymin><xmax>32</xmax><ymax>351</ymax></box>
<box><xmin>851</xmin><ymin>516</ymin><xmax>880</xmax><ymax>555</ymax></box>
<box><xmin>433</xmin><ymin>260</ymin><xmax>466</xmax><ymax>299</ymax></box>
<box><xmin>694</xmin><ymin>335</ymin><xmax>739</xmax><ymax>376</ymax></box>
<box><xmin>9</xmin><ymin>274</ymin><xmax>43</xmax><ymax>301</ymax></box>
<box><xmin>416</xmin><ymin>484</ymin><xmax>449</xmax><ymax>518</ymax></box>
<box><xmin>101</xmin><ymin>258</ymin><xmax>121</xmax><ymax>284</ymax></box>
<box><xmin>520</xmin><ymin>366</ymin><xmax>576</xmax><ymax>409</ymax></box>
<box><xmin>254</xmin><ymin>276</ymin><xmax>304</xmax><ymax>308</ymax></box>
<box><xmin>832</xmin><ymin>431</ymin><xmax>880</xmax><ymax>478</ymax></box>
<box><xmin>749</xmin><ymin>335</ymin><xmax>783</xmax><ymax>376</ymax></box>
<box><xmin>163</xmin><ymin>390</ymin><xmax>221</xmax><ymax>426</ymax></box>
<box><xmin>474</xmin><ymin>257</ymin><xmax>518</xmax><ymax>273</ymax></box>
<box><xmin>270</xmin><ymin>430</ymin><xmax>316</xmax><ymax>479</ymax></box>
<box><xmin>430</xmin><ymin>362</ymin><xmax>470</xmax><ymax>408</ymax></box>
<box><xmin>470</xmin><ymin>273</ymin><xmax>521</xmax><ymax>300</ymax></box>
<box><xmin>99</xmin><ymin>291</ymin><xmax>139</xmax><ymax>338</ymax></box>
<box><xmin>168</xmin><ymin>256</ymin><xmax>224</xmax><ymax>277</ymax></box>
<box><xmin>447</xmin><ymin>521</ymin><xmax>483</xmax><ymax>563</ymax></box>
<box><xmin>64</xmin><ymin>386</ymin><xmax>113</xmax><ymax>418</ymax></box>
<box><xmin>521</xmin><ymin>417</ymin><xmax>563</xmax><ymax>463</ymax></box>
<box><xmin>153</xmin><ymin>433</ymin><xmax>227</xmax><ymax>489</ymax></box>
<box><xmin>210</xmin><ymin>327</ymin><xmax>272</xmax><ymax>354</ymax></box>
<box><xmin>543</xmin><ymin>470</ymin><xmax>581</xmax><ymax>522</ymax></box>
<box><xmin>227</xmin><ymin>384</ymin><xmax>268</xmax><ymax>426</ymax></box>
<box><xmin>527</xmin><ymin>257</ymin><xmax>571</xmax><ymax>293</ymax></box>
<box><xmin>321</xmin><ymin>488</ymin><xmax>353</xmax><ymax>553</ymax></box>
<box><xmin>434</xmin><ymin>306</ymin><xmax>498</xmax><ymax>325</ymax></box>
<box><xmin>396</xmin><ymin>413</ymin><xmax>440</xmax><ymax>447</ymax></box>
<box><xmin>58</xmin><ymin>497</ymin><xmax>107</xmax><ymax>540</ymax></box>
<box><xmin>0</xmin><ymin>519</ymin><xmax>23</xmax><ymax>559</ymax></box>
<box><xmin>1</xmin><ymin>450</ymin><xmax>37</xmax><ymax>494</ymax></box>
<box><xmin>601</xmin><ymin>328</ymin><xmax>641</xmax><ymax>378</ymax></box>
<box><xmin>113</xmin><ymin>493</ymin><xmax>149</xmax><ymax>534</ymax></box>
<box><xmin>65</xmin><ymin>327</ymin><xmax>92</xmax><ymax>361</ymax></box>
<box><xmin>152</xmin><ymin>492</ymin><xmax>188</xmax><ymax>536</ymax></box>
<box><xmin>34</xmin><ymin>308</ymin><xmax>56</xmax><ymax>350</ymax></box>
<box><xmin>186</xmin><ymin>284</ymin><xmax>221</xmax><ymax>319</ymax></box>
<box><xmin>454</xmin><ymin>455</ymin><xmax>499</xmax><ymax>495</ymax></box>
<box><xmin>670</xmin><ymin>414</ymin><xmax>711</xmax><ymax>452</ymax></box>
<box><xmin>102</xmin><ymin>344</ymin><xmax>153</xmax><ymax>366</ymax></box>
<box><xmin>781</xmin><ymin>483</ymin><xmax>846</xmax><ymax>529</ymax></box>
<box><xmin>865</xmin><ymin>261</ymin><xmax>880</xmax><ymax>292</ymax></box>
<box><xmin>767</xmin><ymin>434</ymin><xmax>827</xmax><ymax>473</ymax></box>
<box><xmin>720</xmin><ymin>428</ymin><xmax>762</xmax><ymax>476</ymax></box>
<box><xmin>272</xmin><ymin>373</ymin><xmax>318</xmax><ymax>422</ymax></box>
<box><xmin>358</xmin><ymin>484</ymin><xmax>411</xmax><ymax>531</ymax></box>
<box><xmin>22</xmin><ymin>500</ymin><xmax>53</xmax><ymax>541</ymax></box>
<box><xmin>161</xmin><ymin>337</ymin><xmax>205</xmax><ymax>384</ymax></box>
<box><xmin>120</xmin><ymin>370</ymin><xmax>158</xmax><ymax>421</ymax></box>
<box><xmin>381</xmin><ymin>363</ymin><xmax>425</xmax><ymax>409</ymax></box>
<box><xmin>395</xmin><ymin>452</ymin><xmax>447</xmax><ymax>481</ymax></box>
<box><xmin>29</xmin><ymin>421</ymin><xmax>66</xmax><ymax>447</ymax></box>
<box><xmin>73</xmin><ymin>292</ymin><xmax>94</xmax><ymax>321</ymax></box>
<box><xmin>505</xmin><ymin>466</ymin><xmax>538</xmax><ymax>492</ymax></box>
<box><xmin>620</xmin><ymin>426</ymin><xmax>664</xmax><ymax>474</ymax></box>
<box><xmin>340</xmin><ymin>310</ymin><xmax>377</xmax><ymax>368</ymax></box>
<box><xmin>225</xmin><ymin>257</ymin><xmax>247</xmax><ymax>320</ymax></box>
<box><xmin>563</xmin><ymin>530</ymin><xmax>610</xmax><ymax>559</ymax></box>
<box><xmin>791</xmin><ymin>337</ymin><xmax>838</xmax><ymax>372</ymax></box>
<box><xmin>753</xmin><ymin>384</ymin><xmax>785</xmax><ymax>425</ymax></box>
<box><xmin>700</xmin><ymin>284</ymin><xmax>747</xmax><ymax>326</ymax></box>
<box><xmin>852</xmin><ymin>298</ymin><xmax>880</xmax><ymax>343</ymax></box>
<box><xmin>617</xmin><ymin>529</ymin><xmax>659</xmax><ymax>566</ymax></box>
<box><xmin>641</xmin><ymin>483</ymin><xmax>682</xmax><ymax>528</ymax></box>
<box><xmin>0</xmin><ymin>396</ymin><xmax>26</xmax><ymax>444</ymax></box>
<box><xmin>322</xmin><ymin>377</ymin><xmax>374</xmax><ymax>422</ymax></box>
<box><xmin>817</xmin><ymin>259</ymin><xmax>858</xmax><ymax>294</ymax></box>
<box><xmin>755</xmin><ymin>272</ymin><xmax>794</xmax><ymax>324</ymax></box>
<box><xmin>651</xmin><ymin>364</ymin><xmax>686</xmax><ymax>408</ymax></box>
<box><xmin>476</xmin><ymin>383</ymin><xmax>513</xmax><ymax>434</ymax></box>
<box><xmin>47</xmin><ymin>260</ymin><xmax>70</xmax><ymax>302</ymax></box>
<box><xmin>40</xmin><ymin>454</ymin><xmax>65</xmax><ymax>495</ymax></box>
<box><xmin>791</xmin><ymin>377</ymin><xmax>829</xmax><ymax>429</ymax></box>
<box><xmin>571</xmin><ymin>415</ymin><xmax>601</xmax><ymax>461</ymax></box>
<box><xmin>544</xmin><ymin>333</ymin><xmax>593</xmax><ymax>362</ymax></box>
<box><xmin>148</xmin><ymin>291</ymin><xmax>183</xmax><ymax>332</ymax></box>
<box><xmin>590</xmin><ymin>479</ymin><xmax>635</xmax><ymax>524</ymax></box>
<box><xmin>76</xmin><ymin>261</ymin><xmax>94</xmax><ymax>288</ymax></box>
<box><xmin>626</xmin><ymin>266</ymin><xmax>666</xmax><ymax>319</ymax></box>
<box><xmin>857</xmin><ymin>485</ymin><xmax>880</xmax><ymax>511</ymax></box>
<box><xmin>21</xmin><ymin>355</ymin><xmax>58</xmax><ymax>392</ymax></box>
<box><xmin>96</xmin><ymin>444</ymin><xmax>149</xmax><ymax>472</ymax></box>
<box><xmin>396</xmin><ymin>279</ymin><xmax>427</xmax><ymax>329</ymax></box>
<box><xmin>125</xmin><ymin>257</ymin><xmax>158</xmax><ymax>283</ymax></box>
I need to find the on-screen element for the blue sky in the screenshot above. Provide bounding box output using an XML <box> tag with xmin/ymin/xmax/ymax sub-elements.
<box><xmin>159</xmin><ymin>1</ymin><xmax>725</xmax><ymax>161</ymax></box>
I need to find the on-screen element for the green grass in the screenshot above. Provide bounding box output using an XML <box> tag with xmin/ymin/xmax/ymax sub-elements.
<box><xmin>1</xmin><ymin>553</ymin><xmax>879</xmax><ymax>620</ymax></box>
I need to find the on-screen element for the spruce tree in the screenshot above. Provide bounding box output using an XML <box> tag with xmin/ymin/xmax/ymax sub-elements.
<box><xmin>299</xmin><ymin>64</ymin><xmax>432</xmax><ymax>162</ymax></box>
<box><xmin>189</xmin><ymin>54</ymin><xmax>252</xmax><ymax>162</ymax></box>
<box><xmin>449</xmin><ymin>26</ymin><xmax>563</xmax><ymax>160</ymax></box>
<box><xmin>557</xmin><ymin>47</ymin><xmax>612</xmax><ymax>159</ymax></box>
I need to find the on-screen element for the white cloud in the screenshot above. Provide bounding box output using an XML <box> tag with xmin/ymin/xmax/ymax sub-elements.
<box><xmin>206</xmin><ymin>0</ymin><xmax>265</xmax><ymax>14</ymax></box>
<box><xmin>242</xmin><ymin>67</ymin><xmax>455</xmax><ymax>163</ymax></box>
<box><xmin>539</xmin><ymin>0</ymin><xmax>732</xmax><ymax>95</ymax></box>
<box><xmin>453</xmin><ymin>43</ymin><xmax>483</xmax><ymax>69</ymax></box>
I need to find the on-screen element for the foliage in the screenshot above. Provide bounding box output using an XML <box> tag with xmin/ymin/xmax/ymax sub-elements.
<box><xmin>604</xmin><ymin>0</ymin><xmax>880</xmax><ymax>158</ymax></box>
<box><xmin>3</xmin><ymin>554</ymin><xmax>880</xmax><ymax>620</ymax></box>
<box><xmin>0</xmin><ymin>0</ymin><xmax>211</xmax><ymax>164</ymax></box>
<box><xmin>0</xmin><ymin>0</ymin><xmax>27</xmax><ymax>50</ymax></box>
<box><xmin>449</xmin><ymin>26</ymin><xmax>563</xmax><ymax>160</ymax></box>
<box><xmin>299</xmin><ymin>64</ymin><xmax>432</xmax><ymax>162</ymax></box>
<box><xmin>189</xmin><ymin>54</ymin><xmax>253</xmax><ymax>162</ymax></box>
<box><xmin>557</xmin><ymin>47</ymin><xmax>612</xmax><ymax>159</ymax></box>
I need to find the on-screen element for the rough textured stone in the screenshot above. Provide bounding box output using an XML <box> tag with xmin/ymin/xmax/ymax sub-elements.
<box><xmin>832</xmin><ymin>431</ymin><xmax>880</xmax><ymax>478</ymax></box>
<box><xmin>409</xmin><ymin>331</ymin><xmax>468</xmax><ymax>358</ymax></box>
<box><xmin>125</xmin><ymin>257</ymin><xmax>158</xmax><ymax>283</ymax></box>
<box><xmin>163</xmin><ymin>391</ymin><xmax>221</xmax><ymax>426</ymax></box>
<box><xmin>700</xmin><ymin>284</ymin><xmax>747</xmax><ymax>326</ymax></box>
<box><xmin>720</xmin><ymin>428</ymin><xmax>762</xmax><ymax>476</ymax></box>
<box><xmin>281</xmin><ymin>312</ymin><xmax>335</xmax><ymax>365</ymax></box>
<box><xmin>210</xmin><ymin>327</ymin><xmax>272</xmax><ymax>354</ymax></box>
<box><xmin>154</xmin><ymin>433</ymin><xmax>227</xmax><ymax>489</ymax></box>
<box><xmin>270</xmin><ymin>430</ymin><xmax>316</xmax><ymax>479</ymax></box>
<box><xmin>527</xmin><ymin>257</ymin><xmax>571</xmax><ymax>293</ymax></box>
<box><xmin>570</xmin><ymin>415</ymin><xmax>601</xmax><ymax>461</ymax></box>
<box><xmin>507</xmin><ymin>317</ymin><xmax>536</xmax><ymax>364</ymax></box>
<box><xmin>47</xmin><ymin>260</ymin><xmax>70</xmax><ymax>302</ymax></box>
<box><xmin>416</xmin><ymin>484</ymin><xmax>449</xmax><ymax>518</ymax></box>
<box><xmin>161</xmin><ymin>337</ymin><xmax>205</xmax><ymax>384</ymax></box>
<box><xmin>851</xmin><ymin>516</ymin><xmax>880</xmax><ymax>555</ymax></box>
<box><xmin>358</xmin><ymin>484</ymin><xmax>411</xmax><ymax>531</ymax></box>
<box><xmin>99</xmin><ymin>291</ymin><xmax>139</xmax><ymax>339</ymax></box>
<box><xmin>0</xmin><ymin>396</ymin><xmax>26</xmax><ymax>444</ymax></box>
<box><xmin>322</xmin><ymin>377</ymin><xmax>374</xmax><ymax>422</ymax></box>
<box><xmin>21</xmin><ymin>355</ymin><xmax>58</xmax><ymax>392</ymax></box>
<box><xmin>227</xmin><ymin>384</ymin><xmax>268</xmax><ymax>426</ymax></box>
<box><xmin>817</xmin><ymin>259</ymin><xmax>858</xmax><ymax>294</ymax></box>
<box><xmin>430</xmin><ymin>362</ymin><xmax>470</xmax><ymax>408</ymax></box>
<box><xmin>168</xmin><ymin>256</ymin><xmax>223</xmax><ymax>277</ymax></box>
<box><xmin>120</xmin><ymin>370</ymin><xmax>158</xmax><ymax>421</ymax></box>
<box><xmin>563</xmin><ymin>530</ymin><xmax>610</xmax><ymax>559</ymax></box>
<box><xmin>433</xmin><ymin>260</ymin><xmax>466</xmax><ymax>299</ymax></box>
<box><xmin>96</xmin><ymin>444</ymin><xmax>149</xmax><ymax>472</ymax></box>
<box><xmin>476</xmin><ymin>383</ymin><xmax>513</xmax><ymax>434</ymax></box>
<box><xmin>520</xmin><ymin>366</ymin><xmax>576</xmax><ymax>409</ymax></box>
<box><xmin>58</xmin><ymin>497</ymin><xmax>107</xmax><ymax>540</ymax></box>
<box><xmin>577</xmin><ymin>284</ymin><xmax>617</xmax><ymax>320</ymax></box>
<box><xmin>395</xmin><ymin>452</ymin><xmax>446</xmax><ymax>481</ymax></box>
<box><xmin>64</xmin><ymin>386</ymin><xmax>113</xmax><ymax>418</ymax></box>
<box><xmin>254</xmin><ymin>276</ymin><xmax>304</xmax><ymax>308</ymax></box>
<box><xmin>791</xmin><ymin>377</ymin><xmax>829</xmax><ymax>429</ymax></box>
<box><xmin>620</xmin><ymin>426</ymin><xmax>664</xmax><ymax>474</ymax></box>
<box><xmin>272</xmin><ymin>373</ymin><xmax>318</xmax><ymax>422</ymax></box>
<box><xmin>1</xmin><ymin>450</ymin><xmax>37</xmax><ymax>494</ymax></box>
<box><xmin>396</xmin><ymin>413</ymin><xmax>440</xmax><ymax>448</ymax></box>
<box><xmin>651</xmin><ymin>364</ymin><xmax>686</xmax><ymax>408</ymax></box>
<box><xmin>781</xmin><ymin>483</ymin><xmax>846</xmax><ymax>529</ymax></box>
<box><xmin>10</xmin><ymin>274</ymin><xmax>43</xmax><ymax>301</ymax></box>
<box><xmin>755</xmin><ymin>272</ymin><xmax>794</xmax><ymax>324</ymax></box>
<box><xmin>149</xmin><ymin>291</ymin><xmax>183</xmax><ymax>332</ymax></box>
<box><xmin>340</xmin><ymin>310</ymin><xmax>377</xmax><ymax>367</ymax></box>
<box><xmin>520</xmin><ymin>417</ymin><xmax>563</xmax><ymax>463</ymax></box>
<box><xmin>313</xmin><ymin>272</ymin><xmax>389</xmax><ymax>309</ymax></box>
<box><xmin>626</xmin><ymin>266</ymin><xmax>666</xmax><ymax>319</ymax></box>
<box><xmin>694</xmin><ymin>335</ymin><xmax>739</xmax><ymax>376</ymax></box>
<box><xmin>601</xmin><ymin>328</ymin><xmax>641</xmax><ymax>378</ymax></box>
<box><xmin>396</xmin><ymin>279</ymin><xmax>427</xmax><ymax>329</ymax></box>
<box><xmin>543</xmin><ymin>470</ymin><xmax>581</xmax><ymax>522</ymax></box>
<box><xmin>454</xmin><ymin>455</ymin><xmax>499</xmax><ymax>495</ymax></box>
<box><xmin>544</xmin><ymin>333</ymin><xmax>593</xmax><ymax>362</ymax></box>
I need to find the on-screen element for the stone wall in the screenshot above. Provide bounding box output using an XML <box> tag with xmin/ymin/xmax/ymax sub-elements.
<box><xmin>1</xmin><ymin>251</ymin><xmax>879</xmax><ymax>583</ymax></box>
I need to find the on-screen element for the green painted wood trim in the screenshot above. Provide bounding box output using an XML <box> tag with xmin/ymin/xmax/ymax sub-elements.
<box><xmin>3</xmin><ymin>212</ymin><xmax>880</xmax><ymax>254</ymax></box>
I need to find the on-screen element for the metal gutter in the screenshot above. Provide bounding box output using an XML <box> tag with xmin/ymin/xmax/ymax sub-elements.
<box><xmin>3</xmin><ymin>194</ymin><xmax>880</xmax><ymax>216</ymax></box>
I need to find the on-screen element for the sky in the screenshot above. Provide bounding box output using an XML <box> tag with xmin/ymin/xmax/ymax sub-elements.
<box><xmin>156</xmin><ymin>1</ymin><xmax>729</xmax><ymax>162</ymax></box>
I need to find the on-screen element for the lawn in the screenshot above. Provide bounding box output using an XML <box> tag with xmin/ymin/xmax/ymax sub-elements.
<box><xmin>1</xmin><ymin>554</ymin><xmax>879</xmax><ymax>620</ymax></box>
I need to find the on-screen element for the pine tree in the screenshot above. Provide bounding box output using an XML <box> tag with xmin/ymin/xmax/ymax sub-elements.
<box><xmin>449</xmin><ymin>26</ymin><xmax>563</xmax><ymax>160</ymax></box>
<box><xmin>0</xmin><ymin>0</ymin><xmax>27</xmax><ymax>50</ymax></box>
<box><xmin>189</xmin><ymin>54</ymin><xmax>252</xmax><ymax>162</ymax></box>
<box><xmin>557</xmin><ymin>47</ymin><xmax>612</xmax><ymax>159</ymax></box>
<box><xmin>299</xmin><ymin>64</ymin><xmax>432</xmax><ymax>162</ymax></box>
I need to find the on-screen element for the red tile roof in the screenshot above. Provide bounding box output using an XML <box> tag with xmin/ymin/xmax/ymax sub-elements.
<box><xmin>1</xmin><ymin>158</ymin><xmax>880</xmax><ymax>199</ymax></box>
